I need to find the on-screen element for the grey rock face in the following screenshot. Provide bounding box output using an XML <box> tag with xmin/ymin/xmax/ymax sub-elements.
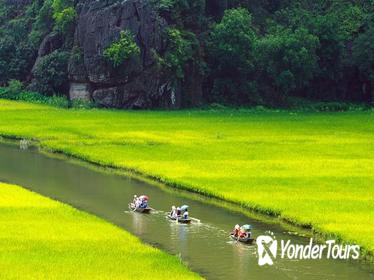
<box><xmin>69</xmin><ymin>0</ymin><xmax>176</xmax><ymax>109</ymax></box>
<box><xmin>32</xmin><ymin>32</ymin><xmax>64</xmax><ymax>73</ymax></box>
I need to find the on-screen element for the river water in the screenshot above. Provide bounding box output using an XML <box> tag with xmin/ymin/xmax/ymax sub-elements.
<box><xmin>0</xmin><ymin>143</ymin><xmax>373</xmax><ymax>279</ymax></box>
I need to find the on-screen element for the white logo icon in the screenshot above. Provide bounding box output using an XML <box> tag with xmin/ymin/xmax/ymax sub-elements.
<box><xmin>256</xmin><ymin>235</ymin><xmax>278</xmax><ymax>266</ymax></box>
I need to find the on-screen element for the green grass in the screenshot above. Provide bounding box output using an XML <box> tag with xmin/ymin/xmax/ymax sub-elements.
<box><xmin>0</xmin><ymin>182</ymin><xmax>201</xmax><ymax>279</ymax></box>
<box><xmin>0</xmin><ymin>100</ymin><xmax>373</xmax><ymax>255</ymax></box>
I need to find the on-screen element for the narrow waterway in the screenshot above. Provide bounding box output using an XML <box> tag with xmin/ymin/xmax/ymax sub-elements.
<box><xmin>0</xmin><ymin>143</ymin><xmax>373</xmax><ymax>280</ymax></box>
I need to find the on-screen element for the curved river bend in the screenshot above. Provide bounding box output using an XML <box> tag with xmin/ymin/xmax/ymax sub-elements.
<box><xmin>0</xmin><ymin>143</ymin><xmax>373</xmax><ymax>279</ymax></box>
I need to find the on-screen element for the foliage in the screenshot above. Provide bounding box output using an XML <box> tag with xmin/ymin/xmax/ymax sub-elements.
<box><xmin>352</xmin><ymin>24</ymin><xmax>374</xmax><ymax>101</ymax></box>
<box><xmin>157</xmin><ymin>0</ymin><xmax>206</xmax><ymax>30</ymax></box>
<box><xmin>254</xmin><ymin>27</ymin><xmax>320</xmax><ymax>103</ymax></box>
<box><xmin>51</xmin><ymin>0</ymin><xmax>76</xmax><ymax>34</ymax></box>
<box><xmin>208</xmin><ymin>8</ymin><xmax>257</xmax><ymax>104</ymax></box>
<box><xmin>32</xmin><ymin>50</ymin><xmax>70</xmax><ymax>95</ymax></box>
<box><xmin>104</xmin><ymin>30</ymin><xmax>140</xmax><ymax>68</ymax></box>
<box><xmin>0</xmin><ymin>82</ymin><xmax>69</xmax><ymax>108</ymax></box>
<box><xmin>0</xmin><ymin>0</ymin><xmax>374</xmax><ymax>106</ymax></box>
<box><xmin>0</xmin><ymin>0</ymin><xmax>54</xmax><ymax>86</ymax></box>
<box><xmin>161</xmin><ymin>28</ymin><xmax>198</xmax><ymax>80</ymax></box>
<box><xmin>70</xmin><ymin>98</ymin><xmax>96</xmax><ymax>109</ymax></box>
<box><xmin>0</xmin><ymin>79</ymin><xmax>23</xmax><ymax>99</ymax></box>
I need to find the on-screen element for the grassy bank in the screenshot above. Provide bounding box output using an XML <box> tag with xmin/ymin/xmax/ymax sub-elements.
<box><xmin>0</xmin><ymin>182</ymin><xmax>200</xmax><ymax>279</ymax></box>
<box><xmin>0</xmin><ymin>100</ymin><xmax>373</xmax><ymax>256</ymax></box>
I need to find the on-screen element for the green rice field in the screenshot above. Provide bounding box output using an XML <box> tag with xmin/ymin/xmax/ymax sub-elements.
<box><xmin>0</xmin><ymin>182</ymin><xmax>200</xmax><ymax>279</ymax></box>
<box><xmin>0</xmin><ymin>100</ymin><xmax>373</xmax><ymax>255</ymax></box>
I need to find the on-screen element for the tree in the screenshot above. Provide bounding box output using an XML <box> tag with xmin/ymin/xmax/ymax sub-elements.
<box><xmin>254</xmin><ymin>27</ymin><xmax>319</xmax><ymax>104</ymax></box>
<box><xmin>208</xmin><ymin>8</ymin><xmax>257</xmax><ymax>104</ymax></box>
<box><xmin>32</xmin><ymin>50</ymin><xmax>70</xmax><ymax>95</ymax></box>
<box><xmin>352</xmin><ymin>25</ymin><xmax>374</xmax><ymax>102</ymax></box>
<box><xmin>51</xmin><ymin>0</ymin><xmax>77</xmax><ymax>34</ymax></box>
<box><xmin>103</xmin><ymin>30</ymin><xmax>140</xmax><ymax>68</ymax></box>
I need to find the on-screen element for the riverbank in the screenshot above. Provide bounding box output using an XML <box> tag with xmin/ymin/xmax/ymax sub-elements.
<box><xmin>0</xmin><ymin>182</ymin><xmax>200</xmax><ymax>279</ymax></box>
<box><xmin>0</xmin><ymin>100</ymin><xmax>373</xmax><ymax>260</ymax></box>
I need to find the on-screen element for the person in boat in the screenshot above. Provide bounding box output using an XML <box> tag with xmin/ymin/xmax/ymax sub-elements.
<box><xmin>137</xmin><ymin>195</ymin><xmax>149</xmax><ymax>209</ymax></box>
<box><xmin>170</xmin><ymin>206</ymin><xmax>177</xmax><ymax>218</ymax></box>
<box><xmin>130</xmin><ymin>195</ymin><xmax>138</xmax><ymax>208</ymax></box>
<box><xmin>140</xmin><ymin>198</ymin><xmax>148</xmax><ymax>209</ymax></box>
<box><xmin>239</xmin><ymin>224</ymin><xmax>252</xmax><ymax>239</ymax></box>
<box><xmin>135</xmin><ymin>197</ymin><xmax>142</xmax><ymax>208</ymax></box>
<box><xmin>239</xmin><ymin>227</ymin><xmax>248</xmax><ymax>238</ymax></box>
<box><xmin>182</xmin><ymin>210</ymin><xmax>189</xmax><ymax>220</ymax></box>
<box><xmin>176</xmin><ymin>207</ymin><xmax>182</xmax><ymax>217</ymax></box>
<box><xmin>232</xmin><ymin>224</ymin><xmax>241</xmax><ymax>237</ymax></box>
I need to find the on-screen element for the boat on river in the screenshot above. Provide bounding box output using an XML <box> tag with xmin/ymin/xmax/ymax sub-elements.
<box><xmin>230</xmin><ymin>234</ymin><xmax>255</xmax><ymax>244</ymax></box>
<box><xmin>167</xmin><ymin>214</ymin><xmax>192</xmax><ymax>224</ymax></box>
<box><xmin>129</xmin><ymin>204</ymin><xmax>152</xmax><ymax>213</ymax></box>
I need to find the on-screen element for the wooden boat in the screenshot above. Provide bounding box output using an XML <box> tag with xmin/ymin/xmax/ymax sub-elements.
<box><xmin>167</xmin><ymin>214</ymin><xmax>192</xmax><ymax>224</ymax></box>
<box><xmin>128</xmin><ymin>204</ymin><xmax>152</xmax><ymax>213</ymax></box>
<box><xmin>230</xmin><ymin>234</ymin><xmax>255</xmax><ymax>244</ymax></box>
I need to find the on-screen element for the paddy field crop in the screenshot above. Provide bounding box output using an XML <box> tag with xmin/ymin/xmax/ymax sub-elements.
<box><xmin>0</xmin><ymin>100</ymin><xmax>373</xmax><ymax>256</ymax></box>
<box><xmin>0</xmin><ymin>182</ymin><xmax>200</xmax><ymax>279</ymax></box>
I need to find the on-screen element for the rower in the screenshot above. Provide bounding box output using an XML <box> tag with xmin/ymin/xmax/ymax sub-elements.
<box><xmin>170</xmin><ymin>206</ymin><xmax>177</xmax><ymax>218</ymax></box>
<box><xmin>232</xmin><ymin>224</ymin><xmax>240</xmax><ymax>237</ymax></box>
<box><xmin>183</xmin><ymin>210</ymin><xmax>189</xmax><ymax>219</ymax></box>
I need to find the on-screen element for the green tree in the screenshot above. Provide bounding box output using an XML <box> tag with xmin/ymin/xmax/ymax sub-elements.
<box><xmin>254</xmin><ymin>27</ymin><xmax>320</xmax><ymax>104</ymax></box>
<box><xmin>208</xmin><ymin>8</ymin><xmax>257</xmax><ymax>104</ymax></box>
<box><xmin>157</xmin><ymin>0</ymin><xmax>206</xmax><ymax>30</ymax></box>
<box><xmin>162</xmin><ymin>28</ymin><xmax>198</xmax><ymax>80</ymax></box>
<box><xmin>104</xmin><ymin>30</ymin><xmax>140</xmax><ymax>68</ymax></box>
<box><xmin>32</xmin><ymin>50</ymin><xmax>70</xmax><ymax>95</ymax></box>
<box><xmin>51</xmin><ymin>0</ymin><xmax>77</xmax><ymax>34</ymax></box>
<box><xmin>352</xmin><ymin>25</ymin><xmax>374</xmax><ymax>102</ymax></box>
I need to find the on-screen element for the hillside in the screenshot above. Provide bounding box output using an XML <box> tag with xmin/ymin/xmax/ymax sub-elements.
<box><xmin>0</xmin><ymin>0</ymin><xmax>373</xmax><ymax>108</ymax></box>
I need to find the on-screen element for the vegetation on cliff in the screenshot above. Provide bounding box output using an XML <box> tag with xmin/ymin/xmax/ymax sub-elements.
<box><xmin>0</xmin><ymin>0</ymin><xmax>373</xmax><ymax>107</ymax></box>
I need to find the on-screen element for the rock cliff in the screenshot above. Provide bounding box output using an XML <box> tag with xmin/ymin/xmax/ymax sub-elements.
<box><xmin>66</xmin><ymin>0</ymin><xmax>179</xmax><ymax>109</ymax></box>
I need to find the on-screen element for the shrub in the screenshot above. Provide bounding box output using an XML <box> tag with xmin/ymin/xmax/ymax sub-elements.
<box><xmin>53</xmin><ymin>7</ymin><xmax>76</xmax><ymax>34</ymax></box>
<box><xmin>104</xmin><ymin>30</ymin><xmax>140</xmax><ymax>67</ymax></box>
<box><xmin>51</xmin><ymin>0</ymin><xmax>77</xmax><ymax>34</ymax></box>
<box><xmin>0</xmin><ymin>80</ymin><xmax>23</xmax><ymax>99</ymax></box>
<box><xmin>32</xmin><ymin>50</ymin><xmax>70</xmax><ymax>95</ymax></box>
<box><xmin>70</xmin><ymin>99</ymin><xmax>96</xmax><ymax>109</ymax></box>
<box><xmin>46</xmin><ymin>95</ymin><xmax>69</xmax><ymax>108</ymax></box>
<box><xmin>17</xmin><ymin>91</ymin><xmax>48</xmax><ymax>103</ymax></box>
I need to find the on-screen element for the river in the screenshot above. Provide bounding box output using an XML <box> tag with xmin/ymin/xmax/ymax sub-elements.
<box><xmin>0</xmin><ymin>143</ymin><xmax>373</xmax><ymax>279</ymax></box>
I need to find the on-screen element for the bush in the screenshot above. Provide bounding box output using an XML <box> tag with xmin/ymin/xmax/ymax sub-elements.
<box><xmin>104</xmin><ymin>30</ymin><xmax>140</xmax><ymax>67</ymax></box>
<box><xmin>70</xmin><ymin>99</ymin><xmax>96</xmax><ymax>109</ymax></box>
<box><xmin>32</xmin><ymin>50</ymin><xmax>70</xmax><ymax>95</ymax></box>
<box><xmin>53</xmin><ymin>7</ymin><xmax>76</xmax><ymax>34</ymax></box>
<box><xmin>0</xmin><ymin>80</ymin><xmax>23</xmax><ymax>99</ymax></box>
<box><xmin>51</xmin><ymin>0</ymin><xmax>77</xmax><ymax>34</ymax></box>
